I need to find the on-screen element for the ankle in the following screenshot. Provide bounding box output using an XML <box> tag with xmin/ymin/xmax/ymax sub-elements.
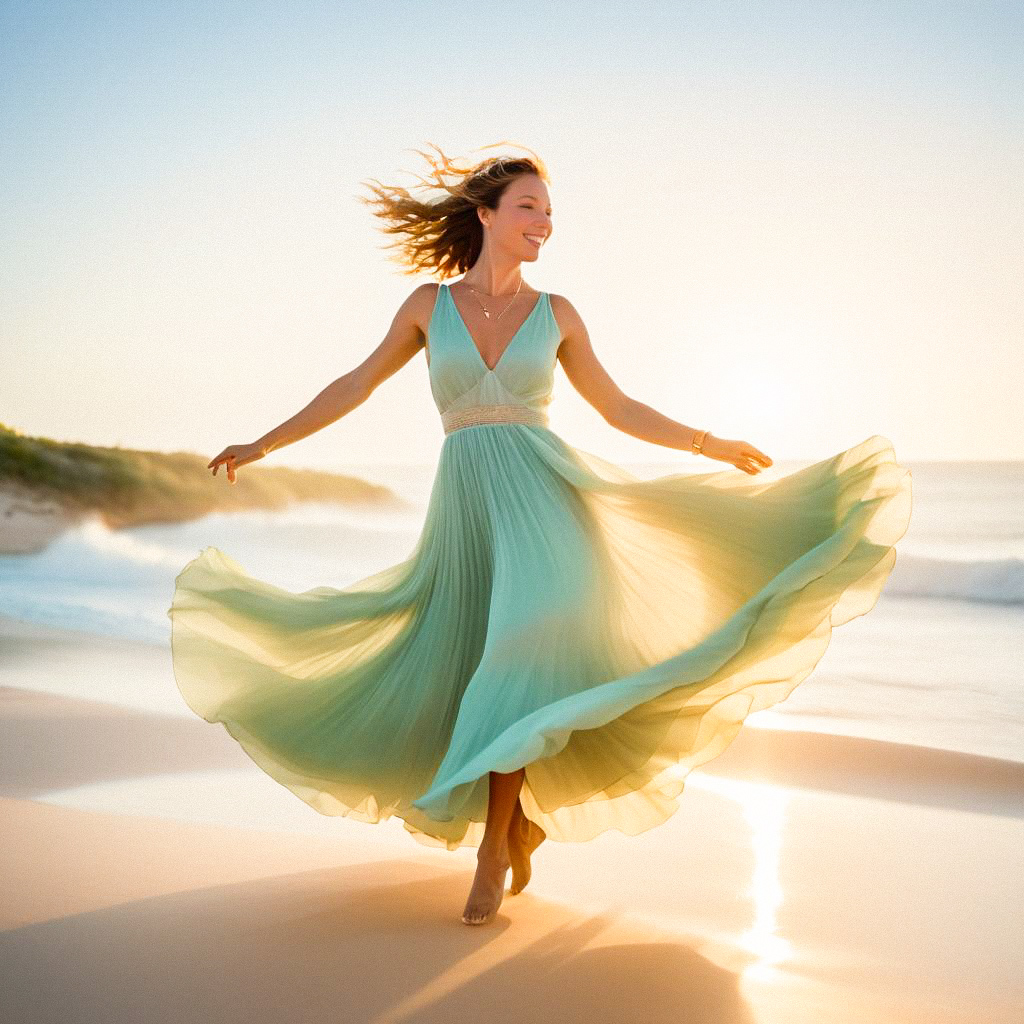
<box><xmin>477</xmin><ymin>844</ymin><xmax>509</xmax><ymax>867</ymax></box>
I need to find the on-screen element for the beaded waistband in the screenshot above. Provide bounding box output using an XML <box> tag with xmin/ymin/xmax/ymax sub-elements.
<box><xmin>441</xmin><ymin>404</ymin><xmax>549</xmax><ymax>435</ymax></box>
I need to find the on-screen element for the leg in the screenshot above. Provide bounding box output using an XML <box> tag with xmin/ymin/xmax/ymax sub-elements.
<box><xmin>507</xmin><ymin>792</ymin><xmax>547</xmax><ymax>896</ymax></box>
<box><xmin>461</xmin><ymin>768</ymin><xmax>522</xmax><ymax>925</ymax></box>
<box><xmin>481</xmin><ymin>766</ymin><xmax>524</xmax><ymax>858</ymax></box>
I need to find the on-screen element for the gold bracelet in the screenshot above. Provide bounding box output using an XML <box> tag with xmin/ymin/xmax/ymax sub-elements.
<box><xmin>691</xmin><ymin>429</ymin><xmax>709</xmax><ymax>454</ymax></box>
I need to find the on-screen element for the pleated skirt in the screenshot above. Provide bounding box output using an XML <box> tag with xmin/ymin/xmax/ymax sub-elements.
<box><xmin>167</xmin><ymin>427</ymin><xmax>912</xmax><ymax>851</ymax></box>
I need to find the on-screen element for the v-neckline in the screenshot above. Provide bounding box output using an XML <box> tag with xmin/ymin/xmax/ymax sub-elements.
<box><xmin>445</xmin><ymin>283</ymin><xmax>546</xmax><ymax>374</ymax></box>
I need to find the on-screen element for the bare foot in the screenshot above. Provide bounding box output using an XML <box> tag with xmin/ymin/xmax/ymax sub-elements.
<box><xmin>507</xmin><ymin>801</ymin><xmax>547</xmax><ymax>896</ymax></box>
<box><xmin>461</xmin><ymin>844</ymin><xmax>511</xmax><ymax>926</ymax></box>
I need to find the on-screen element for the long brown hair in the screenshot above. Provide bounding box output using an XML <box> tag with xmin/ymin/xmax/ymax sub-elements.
<box><xmin>355</xmin><ymin>141</ymin><xmax>550</xmax><ymax>280</ymax></box>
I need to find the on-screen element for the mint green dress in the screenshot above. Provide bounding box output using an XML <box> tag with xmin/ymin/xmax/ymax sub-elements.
<box><xmin>168</xmin><ymin>282</ymin><xmax>913</xmax><ymax>851</ymax></box>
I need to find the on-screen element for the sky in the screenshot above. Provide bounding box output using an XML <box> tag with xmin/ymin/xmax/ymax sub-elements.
<box><xmin>1</xmin><ymin>0</ymin><xmax>1021</xmax><ymax>470</ymax></box>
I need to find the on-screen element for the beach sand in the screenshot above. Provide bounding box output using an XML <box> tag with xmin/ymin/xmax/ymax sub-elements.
<box><xmin>0</xmin><ymin>483</ymin><xmax>88</xmax><ymax>556</ymax></box>
<box><xmin>1</xmin><ymin>612</ymin><xmax>1022</xmax><ymax>1023</ymax></box>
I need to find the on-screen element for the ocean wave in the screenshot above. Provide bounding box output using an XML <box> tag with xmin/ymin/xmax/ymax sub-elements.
<box><xmin>886</xmin><ymin>552</ymin><xmax>1024</xmax><ymax>605</ymax></box>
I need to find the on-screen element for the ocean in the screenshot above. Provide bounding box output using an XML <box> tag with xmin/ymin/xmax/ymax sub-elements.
<box><xmin>2</xmin><ymin>455</ymin><xmax>1021</xmax><ymax>764</ymax></box>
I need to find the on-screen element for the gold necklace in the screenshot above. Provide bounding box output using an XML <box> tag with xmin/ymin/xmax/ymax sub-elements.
<box><xmin>463</xmin><ymin>277</ymin><xmax>523</xmax><ymax>321</ymax></box>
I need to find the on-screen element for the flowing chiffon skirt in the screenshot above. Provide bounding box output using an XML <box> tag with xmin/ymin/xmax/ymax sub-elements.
<box><xmin>168</xmin><ymin>426</ymin><xmax>912</xmax><ymax>851</ymax></box>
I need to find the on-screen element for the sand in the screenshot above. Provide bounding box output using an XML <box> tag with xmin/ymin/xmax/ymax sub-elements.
<box><xmin>0</xmin><ymin>482</ymin><xmax>88</xmax><ymax>555</ymax></box>
<box><xmin>1</xmin><ymin>611</ymin><xmax>1022</xmax><ymax>1023</ymax></box>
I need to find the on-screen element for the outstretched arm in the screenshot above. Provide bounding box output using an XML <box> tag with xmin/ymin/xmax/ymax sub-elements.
<box><xmin>551</xmin><ymin>294</ymin><xmax>773</xmax><ymax>476</ymax></box>
<box><xmin>209</xmin><ymin>283</ymin><xmax>433</xmax><ymax>482</ymax></box>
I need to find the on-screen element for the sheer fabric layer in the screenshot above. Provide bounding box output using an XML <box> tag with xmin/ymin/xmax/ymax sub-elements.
<box><xmin>168</xmin><ymin>427</ymin><xmax>912</xmax><ymax>851</ymax></box>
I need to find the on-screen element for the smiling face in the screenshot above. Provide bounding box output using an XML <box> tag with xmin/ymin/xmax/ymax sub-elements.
<box><xmin>478</xmin><ymin>173</ymin><xmax>553</xmax><ymax>263</ymax></box>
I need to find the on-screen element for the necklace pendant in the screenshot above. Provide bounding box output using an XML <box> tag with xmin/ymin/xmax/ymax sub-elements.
<box><xmin>483</xmin><ymin>310</ymin><xmax>491</xmax><ymax>318</ymax></box>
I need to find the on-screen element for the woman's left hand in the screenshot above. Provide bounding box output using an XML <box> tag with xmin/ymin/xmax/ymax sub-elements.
<box><xmin>702</xmin><ymin>435</ymin><xmax>773</xmax><ymax>475</ymax></box>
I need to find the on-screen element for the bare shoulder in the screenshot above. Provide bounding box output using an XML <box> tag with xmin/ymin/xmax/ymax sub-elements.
<box><xmin>350</xmin><ymin>282</ymin><xmax>440</xmax><ymax>386</ymax></box>
<box><xmin>545</xmin><ymin>292</ymin><xmax>625</xmax><ymax>420</ymax></box>
<box><xmin>547</xmin><ymin>292</ymin><xmax>583</xmax><ymax>329</ymax></box>
<box><xmin>547</xmin><ymin>292</ymin><xmax>590</xmax><ymax>351</ymax></box>
<box><xmin>397</xmin><ymin>281</ymin><xmax>442</xmax><ymax>340</ymax></box>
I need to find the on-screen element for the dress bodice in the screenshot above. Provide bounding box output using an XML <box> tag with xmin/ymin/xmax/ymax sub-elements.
<box><xmin>426</xmin><ymin>283</ymin><xmax>560</xmax><ymax>433</ymax></box>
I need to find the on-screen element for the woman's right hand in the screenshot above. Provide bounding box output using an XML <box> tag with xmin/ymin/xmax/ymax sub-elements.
<box><xmin>208</xmin><ymin>442</ymin><xmax>267</xmax><ymax>484</ymax></box>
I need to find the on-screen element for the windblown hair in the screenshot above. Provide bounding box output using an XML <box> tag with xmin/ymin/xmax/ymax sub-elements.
<box><xmin>356</xmin><ymin>141</ymin><xmax>550</xmax><ymax>280</ymax></box>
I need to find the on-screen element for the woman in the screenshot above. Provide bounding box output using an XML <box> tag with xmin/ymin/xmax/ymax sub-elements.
<box><xmin>168</xmin><ymin>142</ymin><xmax>913</xmax><ymax>927</ymax></box>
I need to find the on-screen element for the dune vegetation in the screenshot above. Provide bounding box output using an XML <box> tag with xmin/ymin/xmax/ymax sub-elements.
<box><xmin>0</xmin><ymin>423</ymin><xmax>406</xmax><ymax>533</ymax></box>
